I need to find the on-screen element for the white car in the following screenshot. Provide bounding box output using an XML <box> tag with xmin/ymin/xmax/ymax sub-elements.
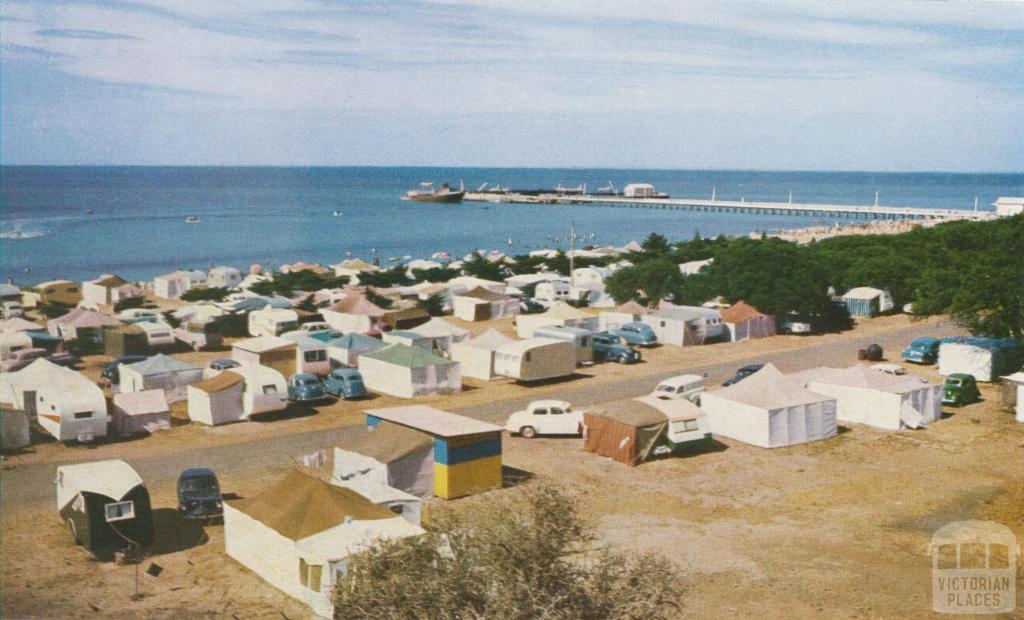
<box><xmin>505</xmin><ymin>400</ymin><xmax>584</xmax><ymax>438</ymax></box>
<box><xmin>650</xmin><ymin>374</ymin><xmax>705</xmax><ymax>402</ymax></box>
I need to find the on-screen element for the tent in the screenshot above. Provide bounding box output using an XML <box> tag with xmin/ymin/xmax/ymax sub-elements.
<box><xmin>153</xmin><ymin>271</ymin><xmax>192</xmax><ymax>299</ymax></box>
<box><xmin>187</xmin><ymin>370</ymin><xmax>246</xmax><ymax>425</ymax></box>
<box><xmin>720</xmin><ymin>301</ymin><xmax>776</xmax><ymax>342</ymax></box>
<box><xmin>326</xmin><ymin>333</ymin><xmax>386</xmax><ymax>368</ymax></box>
<box><xmin>641</xmin><ymin>307</ymin><xmax>711</xmax><ymax>346</ymax></box>
<box><xmin>381</xmin><ymin>330</ymin><xmax>433</xmax><ymax>352</ymax></box>
<box><xmin>232</xmin><ymin>336</ymin><xmax>298</xmax><ymax>378</ymax></box>
<box><xmin>598</xmin><ymin>300</ymin><xmax>651</xmax><ymax>331</ymax></box>
<box><xmin>515</xmin><ymin>302</ymin><xmax>599</xmax><ymax>338</ymax></box>
<box><xmin>583</xmin><ymin>396</ymin><xmax>711</xmax><ymax>466</ymax></box>
<box><xmin>55</xmin><ymin>460</ymin><xmax>154</xmax><ymax>560</ymax></box>
<box><xmin>82</xmin><ymin>274</ymin><xmax>142</xmax><ymax>307</ymax></box>
<box><xmin>1000</xmin><ymin>372</ymin><xmax>1024</xmax><ymax>422</ymax></box>
<box><xmin>332</xmin><ymin>477</ymin><xmax>423</xmax><ymax>527</ymax></box>
<box><xmin>227</xmin><ymin>365</ymin><xmax>288</xmax><ymax>416</ymax></box>
<box><xmin>102</xmin><ymin>324</ymin><xmax>150</xmax><ymax>357</ymax></box>
<box><xmin>408</xmin><ymin>317</ymin><xmax>470</xmax><ymax>357</ymax></box>
<box><xmin>224</xmin><ymin>470</ymin><xmax>424</xmax><ymax>619</ymax></box>
<box><xmin>118</xmin><ymin>354</ymin><xmax>203</xmax><ymax>403</ymax></box>
<box><xmin>791</xmin><ymin>365</ymin><xmax>941</xmax><ymax>431</ymax></box>
<box><xmin>493</xmin><ymin>337</ymin><xmax>577</xmax><ymax>382</ymax></box>
<box><xmin>365</xmin><ymin>406</ymin><xmax>503</xmax><ymax>499</ymax></box>
<box><xmin>1</xmin><ymin>403</ymin><xmax>31</xmax><ymax>451</ymax></box>
<box><xmin>380</xmin><ymin>307</ymin><xmax>430</xmax><ymax>331</ymax></box>
<box><xmin>0</xmin><ymin>359</ymin><xmax>107</xmax><ymax>442</ymax></box>
<box><xmin>112</xmin><ymin>390</ymin><xmax>170</xmax><ymax>436</ymax></box>
<box><xmin>358</xmin><ymin>344</ymin><xmax>461</xmax><ymax>398</ymax></box>
<box><xmin>938</xmin><ymin>337</ymin><xmax>1021</xmax><ymax>382</ymax></box>
<box><xmin>451</xmin><ymin>328</ymin><xmax>515</xmax><ymax>380</ymax></box>
<box><xmin>207</xmin><ymin>266</ymin><xmax>242</xmax><ymax>289</ymax></box>
<box><xmin>700</xmin><ymin>363</ymin><xmax>837</xmax><ymax>448</ymax></box>
<box><xmin>452</xmin><ymin>287</ymin><xmax>520</xmax><ymax>322</ymax></box>
<box><xmin>0</xmin><ymin>317</ymin><xmax>44</xmax><ymax>333</ymax></box>
<box><xmin>0</xmin><ymin>331</ymin><xmax>33</xmax><ymax>360</ymax></box>
<box><xmin>332</xmin><ymin>421</ymin><xmax>435</xmax><ymax>499</ymax></box>
<box><xmin>47</xmin><ymin>307</ymin><xmax>121</xmax><ymax>340</ymax></box>
<box><xmin>840</xmin><ymin>287</ymin><xmax>894</xmax><ymax>317</ymax></box>
<box><xmin>320</xmin><ymin>296</ymin><xmax>387</xmax><ymax>334</ymax></box>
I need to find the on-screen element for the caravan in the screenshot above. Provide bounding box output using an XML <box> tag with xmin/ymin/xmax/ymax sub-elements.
<box><xmin>493</xmin><ymin>338</ymin><xmax>577</xmax><ymax>382</ymax></box>
<box><xmin>0</xmin><ymin>359</ymin><xmax>108</xmax><ymax>442</ymax></box>
<box><xmin>531</xmin><ymin>325</ymin><xmax>594</xmax><ymax>366</ymax></box>
<box><xmin>248</xmin><ymin>308</ymin><xmax>299</xmax><ymax>338</ymax></box>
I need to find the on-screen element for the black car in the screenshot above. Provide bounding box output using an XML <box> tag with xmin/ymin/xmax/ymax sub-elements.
<box><xmin>100</xmin><ymin>354</ymin><xmax>147</xmax><ymax>385</ymax></box>
<box><xmin>47</xmin><ymin>351</ymin><xmax>80</xmax><ymax>368</ymax></box>
<box><xmin>722</xmin><ymin>364</ymin><xmax>765</xmax><ymax>387</ymax></box>
<box><xmin>177</xmin><ymin>468</ymin><xmax>223</xmax><ymax>519</ymax></box>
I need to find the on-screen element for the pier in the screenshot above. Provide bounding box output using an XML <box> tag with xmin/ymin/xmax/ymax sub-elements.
<box><xmin>462</xmin><ymin>193</ymin><xmax>992</xmax><ymax>222</ymax></box>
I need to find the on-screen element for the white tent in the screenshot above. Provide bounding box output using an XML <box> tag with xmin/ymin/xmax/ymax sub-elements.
<box><xmin>515</xmin><ymin>302</ymin><xmax>599</xmax><ymax>338</ymax></box>
<box><xmin>408</xmin><ymin>317</ymin><xmax>470</xmax><ymax>358</ymax></box>
<box><xmin>1002</xmin><ymin>372</ymin><xmax>1024</xmax><ymax>422</ymax></box>
<box><xmin>118</xmin><ymin>354</ymin><xmax>203</xmax><ymax>403</ymax></box>
<box><xmin>232</xmin><ymin>336</ymin><xmax>298</xmax><ymax>378</ymax></box>
<box><xmin>700</xmin><ymin>363</ymin><xmax>837</xmax><ymax>448</ymax></box>
<box><xmin>598</xmin><ymin>300</ymin><xmax>651</xmax><ymax>331</ymax></box>
<box><xmin>358</xmin><ymin>343</ymin><xmax>461</xmax><ymax>399</ymax></box>
<box><xmin>1</xmin><ymin>404</ymin><xmax>31</xmax><ymax>451</ymax></box>
<box><xmin>326</xmin><ymin>333</ymin><xmax>386</xmax><ymax>368</ymax></box>
<box><xmin>0</xmin><ymin>359</ymin><xmax>107</xmax><ymax>442</ymax></box>
<box><xmin>452</xmin><ymin>287</ymin><xmax>520</xmax><ymax>322</ymax></box>
<box><xmin>112</xmin><ymin>390</ymin><xmax>170</xmax><ymax>436</ymax></box>
<box><xmin>153</xmin><ymin>271</ymin><xmax>192</xmax><ymax>299</ymax></box>
<box><xmin>840</xmin><ymin>287</ymin><xmax>895</xmax><ymax>317</ymax></box>
<box><xmin>938</xmin><ymin>338</ymin><xmax>1020</xmax><ymax>382</ymax></box>
<box><xmin>641</xmin><ymin>307</ymin><xmax>710</xmax><ymax>346</ymax></box>
<box><xmin>331</xmin><ymin>421</ymin><xmax>435</xmax><ymax>499</ymax></box>
<box><xmin>227</xmin><ymin>365</ymin><xmax>288</xmax><ymax>416</ymax></box>
<box><xmin>224</xmin><ymin>470</ymin><xmax>424</xmax><ymax>619</ymax></box>
<box><xmin>0</xmin><ymin>317</ymin><xmax>44</xmax><ymax>333</ymax></box>
<box><xmin>451</xmin><ymin>328</ymin><xmax>515</xmax><ymax>380</ymax></box>
<box><xmin>187</xmin><ymin>370</ymin><xmax>246</xmax><ymax>425</ymax></box>
<box><xmin>792</xmin><ymin>365</ymin><xmax>941</xmax><ymax>431</ymax></box>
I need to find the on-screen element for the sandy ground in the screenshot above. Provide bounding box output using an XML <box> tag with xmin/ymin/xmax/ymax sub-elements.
<box><xmin>3</xmin><ymin>314</ymin><xmax>1022</xmax><ymax>619</ymax></box>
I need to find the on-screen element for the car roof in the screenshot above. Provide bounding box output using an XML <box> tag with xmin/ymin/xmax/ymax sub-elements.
<box><xmin>331</xmin><ymin>368</ymin><xmax>360</xmax><ymax>376</ymax></box>
<box><xmin>292</xmin><ymin>373</ymin><xmax>319</xmax><ymax>380</ymax></box>
<box><xmin>739</xmin><ymin>364</ymin><xmax>765</xmax><ymax>371</ymax></box>
<box><xmin>948</xmin><ymin>373</ymin><xmax>974</xmax><ymax>380</ymax></box>
<box><xmin>529</xmin><ymin>399</ymin><xmax>572</xmax><ymax>408</ymax></box>
<box><xmin>912</xmin><ymin>337</ymin><xmax>940</xmax><ymax>344</ymax></box>
<box><xmin>109</xmin><ymin>355</ymin><xmax>147</xmax><ymax>366</ymax></box>
<box><xmin>180</xmin><ymin>467</ymin><xmax>216</xmax><ymax>479</ymax></box>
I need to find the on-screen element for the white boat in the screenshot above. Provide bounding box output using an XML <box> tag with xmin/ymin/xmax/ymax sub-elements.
<box><xmin>186</xmin><ymin>216</ymin><xmax>200</xmax><ymax>223</ymax></box>
<box><xmin>332</xmin><ymin>211</ymin><xmax>343</xmax><ymax>217</ymax></box>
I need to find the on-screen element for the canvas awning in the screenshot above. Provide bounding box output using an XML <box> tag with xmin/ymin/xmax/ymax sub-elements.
<box><xmin>191</xmin><ymin>371</ymin><xmax>245</xmax><ymax>394</ymax></box>
<box><xmin>336</xmin><ymin>421</ymin><xmax>432</xmax><ymax>464</ymax></box>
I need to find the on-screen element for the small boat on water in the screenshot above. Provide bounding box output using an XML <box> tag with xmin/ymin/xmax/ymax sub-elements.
<box><xmin>186</xmin><ymin>216</ymin><xmax>200</xmax><ymax>223</ymax></box>
<box><xmin>84</xmin><ymin>208</ymin><xmax>94</xmax><ymax>214</ymax></box>
<box><xmin>333</xmin><ymin>210</ymin><xmax>343</xmax><ymax>217</ymax></box>
<box><xmin>401</xmin><ymin>181</ymin><xmax>465</xmax><ymax>203</ymax></box>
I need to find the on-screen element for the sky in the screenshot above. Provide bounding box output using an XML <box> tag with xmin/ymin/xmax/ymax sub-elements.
<box><xmin>1</xmin><ymin>0</ymin><xmax>1022</xmax><ymax>171</ymax></box>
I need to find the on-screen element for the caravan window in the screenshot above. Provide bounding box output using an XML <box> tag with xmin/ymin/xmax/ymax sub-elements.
<box><xmin>389</xmin><ymin>504</ymin><xmax>405</xmax><ymax>515</ymax></box>
<box><xmin>304</xmin><ymin>350</ymin><xmax>326</xmax><ymax>363</ymax></box>
<box><xmin>73</xmin><ymin>411</ymin><xmax>92</xmax><ymax>420</ymax></box>
<box><xmin>104</xmin><ymin>500</ymin><xmax>135</xmax><ymax>522</ymax></box>
<box><xmin>329</xmin><ymin>560</ymin><xmax>349</xmax><ymax>585</ymax></box>
<box><xmin>524</xmin><ymin>352</ymin><xmax>532</xmax><ymax>362</ymax></box>
<box><xmin>262</xmin><ymin>384</ymin><xmax>278</xmax><ymax>395</ymax></box>
<box><xmin>308</xmin><ymin>564</ymin><xmax>323</xmax><ymax>593</ymax></box>
<box><xmin>299</xmin><ymin>558</ymin><xmax>309</xmax><ymax>586</ymax></box>
<box><xmin>683</xmin><ymin>419</ymin><xmax>699</xmax><ymax>431</ymax></box>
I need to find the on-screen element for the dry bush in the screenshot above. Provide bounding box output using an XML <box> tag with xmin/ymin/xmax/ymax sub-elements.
<box><xmin>333</xmin><ymin>484</ymin><xmax>683</xmax><ymax>619</ymax></box>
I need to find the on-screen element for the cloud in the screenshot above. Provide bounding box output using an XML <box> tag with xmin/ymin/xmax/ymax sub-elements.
<box><xmin>35</xmin><ymin>28</ymin><xmax>140</xmax><ymax>40</ymax></box>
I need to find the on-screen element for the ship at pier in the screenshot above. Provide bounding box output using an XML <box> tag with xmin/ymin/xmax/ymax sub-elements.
<box><xmin>401</xmin><ymin>181</ymin><xmax>465</xmax><ymax>203</ymax></box>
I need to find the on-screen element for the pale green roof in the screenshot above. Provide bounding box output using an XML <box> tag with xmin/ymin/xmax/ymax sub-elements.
<box><xmin>360</xmin><ymin>343</ymin><xmax>453</xmax><ymax>368</ymax></box>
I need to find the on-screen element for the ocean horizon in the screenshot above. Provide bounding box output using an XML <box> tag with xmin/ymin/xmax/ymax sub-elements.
<box><xmin>2</xmin><ymin>165</ymin><xmax>1021</xmax><ymax>285</ymax></box>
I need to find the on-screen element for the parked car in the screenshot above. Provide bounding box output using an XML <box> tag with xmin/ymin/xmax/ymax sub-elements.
<box><xmin>592</xmin><ymin>332</ymin><xmax>642</xmax><ymax>364</ymax></box>
<box><xmin>177</xmin><ymin>468</ymin><xmax>223</xmax><ymax>519</ymax></box>
<box><xmin>942</xmin><ymin>373</ymin><xmax>980</xmax><ymax>406</ymax></box>
<box><xmin>203</xmin><ymin>358</ymin><xmax>241</xmax><ymax>379</ymax></box>
<box><xmin>100</xmin><ymin>354</ymin><xmax>148</xmax><ymax>385</ymax></box>
<box><xmin>46</xmin><ymin>351</ymin><xmax>80</xmax><ymax>368</ymax></box>
<box><xmin>870</xmin><ymin>363</ymin><xmax>906</xmax><ymax>376</ymax></box>
<box><xmin>300</xmin><ymin>322</ymin><xmax>332</xmax><ymax>334</ymax></box>
<box><xmin>1</xmin><ymin>347</ymin><xmax>48</xmax><ymax>372</ymax></box>
<box><xmin>287</xmin><ymin>373</ymin><xmax>327</xmax><ymax>402</ymax></box>
<box><xmin>722</xmin><ymin>364</ymin><xmax>765</xmax><ymax>387</ymax></box>
<box><xmin>902</xmin><ymin>337</ymin><xmax>941</xmax><ymax>365</ymax></box>
<box><xmin>505</xmin><ymin>400</ymin><xmax>584</xmax><ymax>438</ymax></box>
<box><xmin>322</xmin><ymin>368</ymin><xmax>367</xmax><ymax>399</ymax></box>
<box><xmin>651</xmin><ymin>374</ymin><xmax>705</xmax><ymax>402</ymax></box>
<box><xmin>609</xmin><ymin>322</ymin><xmax>657</xmax><ymax>346</ymax></box>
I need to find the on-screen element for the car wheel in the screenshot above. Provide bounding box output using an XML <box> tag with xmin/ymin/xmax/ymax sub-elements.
<box><xmin>520</xmin><ymin>426</ymin><xmax>537</xmax><ymax>439</ymax></box>
<box><xmin>618</xmin><ymin>354</ymin><xmax>630</xmax><ymax>364</ymax></box>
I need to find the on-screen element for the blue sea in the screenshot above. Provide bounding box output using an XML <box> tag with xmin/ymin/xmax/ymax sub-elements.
<box><xmin>1</xmin><ymin>166</ymin><xmax>1021</xmax><ymax>285</ymax></box>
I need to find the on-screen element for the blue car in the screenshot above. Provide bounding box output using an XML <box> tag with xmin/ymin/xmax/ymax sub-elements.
<box><xmin>322</xmin><ymin>368</ymin><xmax>367</xmax><ymax>399</ymax></box>
<box><xmin>177</xmin><ymin>468</ymin><xmax>222</xmax><ymax>519</ymax></box>
<box><xmin>592</xmin><ymin>332</ymin><xmax>642</xmax><ymax>364</ymax></box>
<box><xmin>287</xmin><ymin>373</ymin><xmax>327</xmax><ymax>402</ymax></box>
<box><xmin>722</xmin><ymin>364</ymin><xmax>764</xmax><ymax>386</ymax></box>
<box><xmin>609</xmin><ymin>322</ymin><xmax>657</xmax><ymax>346</ymax></box>
<box><xmin>100</xmin><ymin>354</ymin><xmax>147</xmax><ymax>385</ymax></box>
<box><xmin>902</xmin><ymin>337</ymin><xmax>941</xmax><ymax>365</ymax></box>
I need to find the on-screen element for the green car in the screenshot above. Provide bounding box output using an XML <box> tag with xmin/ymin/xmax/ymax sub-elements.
<box><xmin>942</xmin><ymin>373</ymin><xmax>980</xmax><ymax>406</ymax></box>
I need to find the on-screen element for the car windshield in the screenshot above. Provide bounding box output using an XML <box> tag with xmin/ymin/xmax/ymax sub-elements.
<box><xmin>947</xmin><ymin>379</ymin><xmax>961</xmax><ymax>386</ymax></box>
<box><xmin>298</xmin><ymin>378</ymin><xmax>318</xmax><ymax>385</ymax></box>
<box><xmin>657</xmin><ymin>385</ymin><xmax>674</xmax><ymax>392</ymax></box>
<box><xmin>181</xmin><ymin>477</ymin><xmax>217</xmax><ymax>492</ymax></box>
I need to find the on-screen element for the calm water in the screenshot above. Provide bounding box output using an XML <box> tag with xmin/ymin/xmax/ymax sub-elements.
<box><xmin>1</xmin><ymin>166</ymin><xmax>1021</xmax><ymax>285</ymax></box>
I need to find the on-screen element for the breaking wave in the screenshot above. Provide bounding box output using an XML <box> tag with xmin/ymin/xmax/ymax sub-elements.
<box><xmin>0</xmin><ymin>229</ymin><xmax>49</xmax><ymax>239</ymax></box>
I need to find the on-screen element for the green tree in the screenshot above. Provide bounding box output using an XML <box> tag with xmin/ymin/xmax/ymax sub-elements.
<box><xmin>180</xmin><ymin>286</ymin><xmax>230</xmax><ymax>302</ymax></box>
<box><xmin>364</xmin><ymin>288</ymin><xmax>394</xmax><ymax>309</ymax></box>
<box><xmin>333</xmin><ymin>484</ymin><xmax>682</xmax><ymax>620</ymax></box>
<box><xmin>640</xmin><ymin>232</ymin><xmax>671</xmax><ymax>256</ymax></box>
<box><xmin>461</xmin><ymin>252</ymin><xmax>507</xmax><ymax>281</ymax></box>
<box><xmin>410</xmin><ymin>267</ymin><xmax>460</xmax><ymax>283</ymax></box>
<box><xmin>604</xmin><ymin>258</ymin><xmax>686</xmax><ymax>305</ymax></box>
<box><xmin>416</xmin><ymin>293</ymin><xmax>445</xmax><ymax>317</ymax></box>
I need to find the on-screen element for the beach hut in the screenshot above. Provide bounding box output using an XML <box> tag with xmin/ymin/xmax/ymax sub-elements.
<box><xmin>408</xmin><ymin>317</ymin><xmax>470</xmax><ymax>357</ymax></box>
<box><xmin>641</xmin><ymin>307</ymin><xmax>711</xmax><ymax>346</ymax></box>
<box><xmin>938</xmin><ymin>337</ymin><xmax>1021</xmax><ymax>383</ymax></box>
<box><xmin>1</xmin><ymin>403</ymin><xmax>31</xmax><ymax>451</ymax></box>
<box><xmin>598</xmin><ymin>300</ymin><xmax>651</xmax><ymax>331</ymax></box>
<box><xmin>280</xmin><ymin>332</ymin><xmax>330</xmax><ymax>376</ymax></box>
<box><xmin>840</xmin><ymin>287</ymin><xmax>895</xmax><ymax>317</ymax></box>
<box><xmin>47</xmin><ymin>307</ymin><xmax>121</xmax><ymax>341</ymax></box>
<box><xmin>33</xmin><ymin>280</ymin><xmax>82</xmax><ymax>306</ymax></box>
<box><xmin>320</xmin><ymin>295</ymin><xmax>387</xmax><ymax>334</ymax></box>
<box><xmin>224</xmin><ymin>469</ymin><xmax>424</xmax><ymax>619</ymax></box>
<box><xmin>0</xmin><ymin>331</ymin><xmax>33</xmax><ymax>360</ymax></box>
<box><xmin>791</xmin><ymin>365</ymin><xmax>941</xmax><ymax>431</ymax></box>
<box><xmin>187</xmin><ymin>370</ymin><xmax>246</xmax><ymax>425</ymax></box>
<box><xmin>0</xmin><ymin>359</ymin><xmax>108</xmax><ymax>442</ymax></box>
<box><xmin>492</xmin><ymin>337</ymin><xmax>577</xmax><ymax>382</ymax></box>
<box><xmin>102</xmin><ymin>324</ymin><xmax>150</xmax><ymax>357</ymax></box>
<box><xmin>326</xmin><ymin>333</ymin><xmax>386</xmax><ymax>368</ymax></box>
<box><xmin>515</xmin><ymin>302</ymin><xmax>599</xmax><ymax>338</ymax></box>
<box><xmin>700</xmin><ymin>364</ymin><xmax>837</xmax><ymax>448</ymax></box>
<box><xmin>224</xmin><ymin>365</ymin><xmax>288</xmax><ymax>416</ymax></box>
<box><xmin>153</xmin><ymin>271</ymin><xmax>192</xmax><ymax>299</ymax></box>
<box><xmin>207</xmin><ymin>266</ymin><xmax>242</xmax><ymax>289</ymax></box>
<box><xmin>232</xmin><ymin>336</ymin><xmax>298</xmax><ymax>377</ymax></box>
<box><xmin>358</xmin><ymin>344</ymin><xmax>461</xmax><ymax>399</ymax></box>
<box><xmin>720</xmin><ymin>301</ymin><xmax>776</xmax><ymax>342</ymax></box>
<box><xmin>452</xmin><ymin>287</ymin><xmax>520</xmax><ymax>322</ymax></box>
<box><xmin>583</xmin><ymin>396</ymin><xmax>711</xmax><ymax>467</ymax></box>
<box><xmin>451</xmin><ymin>328</ymin><xmax>515</xmax><ymax>380</ymax></box>
<box><xmin>82</xmin><ymin>274</ymin><xmax>142</xmax><ymax>307</ymax></box>
<box><xmin>55</xmin><ymin>460</ymin><xmax>154</xmax><ymax>561</ymax></box>
<box><xmin>332</xmin><ymin>421</ymin><xmax>435</xmax><ymax>499</ymax></box>
<box><xmin>111</xmin><ymin>389</ymin><xmax>170</xmax><ymax>436</ymax></box>
<box><xmin>118</xmin><ymin>354</ymin><xmax>203</xmax><ymax>403</ymax></box>
<box><xmin>365</xmin><ymin>406</ymin><xmax>503</xmax><ymax>499</ymax></box>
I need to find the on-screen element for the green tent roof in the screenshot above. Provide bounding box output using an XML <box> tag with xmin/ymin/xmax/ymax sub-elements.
<box><xmin>361</xmin><ymin>343</ymin><xmax>453</xmax><ymax>368</ymax></box>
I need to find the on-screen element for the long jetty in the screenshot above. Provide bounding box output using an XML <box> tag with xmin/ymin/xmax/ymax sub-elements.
<box><xmin>462</xmin><ymin>192</ymin><xmax>991</xmax><ymax>221</ymax></box>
